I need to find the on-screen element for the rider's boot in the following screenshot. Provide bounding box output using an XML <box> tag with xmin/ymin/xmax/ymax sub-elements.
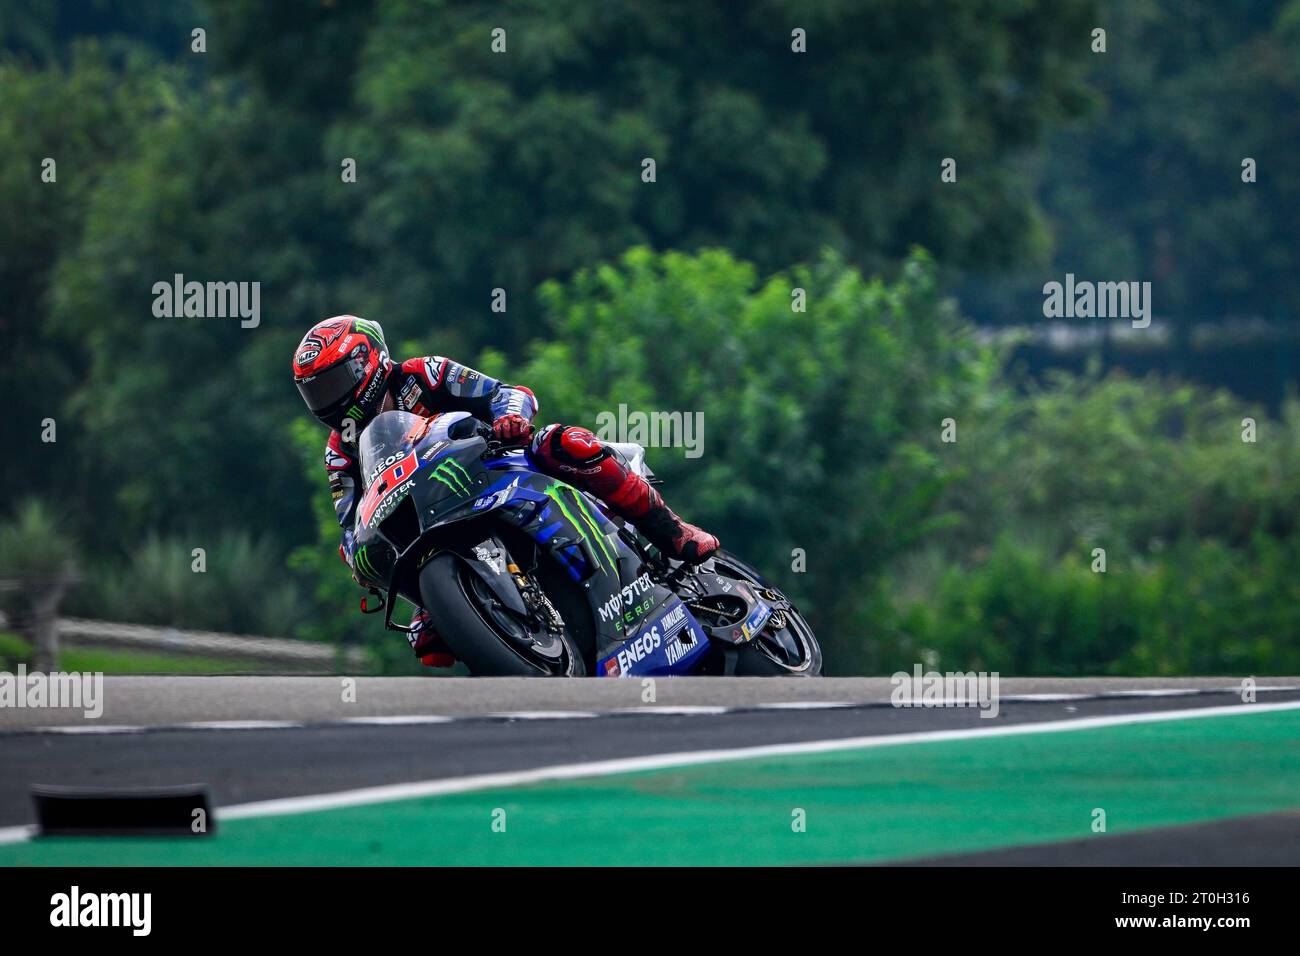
<box><xmin>628</xmin><ymin>487</ymin><xmax>721</xmax><ymax>564</ymax></box>
<box><xmin>408</xmin><ymin>609</ymin><xmax>455</xmax><ymax>668</ymax></box>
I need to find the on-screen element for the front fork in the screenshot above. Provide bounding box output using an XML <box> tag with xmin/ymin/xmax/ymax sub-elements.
<box><xmin>504</xmin><ymin>555</ymin><xmax>566</xmax><ymax>637</ymax></box>
<box><xmin>377</xmin><ymin>534</ymin><xmax>558</xmax><ymax>639</ymax></box>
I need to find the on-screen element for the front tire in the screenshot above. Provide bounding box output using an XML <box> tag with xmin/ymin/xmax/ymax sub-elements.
<box><xmin>418</xmin><ymin>553</ymin><xmax>586</xmax><ymax>676</ymax></box>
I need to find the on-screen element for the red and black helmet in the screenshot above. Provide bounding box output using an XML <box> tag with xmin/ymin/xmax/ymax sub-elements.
<box><xmin>292</xmin><ymin>316</ymin><xmax>393</xmax><ymax>432</ymax></box>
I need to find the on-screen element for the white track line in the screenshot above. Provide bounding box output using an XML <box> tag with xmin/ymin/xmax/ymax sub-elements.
<box><xmin>209</xmin><ymin>698</ymin><xmax>1300</xmax><ymax>823</ymax></box>
<box><xmin>36</xmin><ymin>725</ymin><xmax>147</xmax><ymax>735</ymax></box>
<box><xmin>0</xmin><ymin>825</ymin><xmax>38</xmax><ymax>845</ymax></box>
<box><xmin>613</xmin><ymin>705</ymin><xmax>731</xmax><ymax>716</ymax></box>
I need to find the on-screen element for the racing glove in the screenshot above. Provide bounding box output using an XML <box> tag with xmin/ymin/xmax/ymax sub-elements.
<box><xmin>491</xmin><ymin>413</ymin><xmax>534</xmax><ymax>447</ymax></box>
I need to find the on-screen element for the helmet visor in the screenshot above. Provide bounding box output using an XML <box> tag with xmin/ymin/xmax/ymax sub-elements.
<box><xmin>296</xmin><ymin>354</ymin><xmax>366</xmax><ymax>414</ymax></box>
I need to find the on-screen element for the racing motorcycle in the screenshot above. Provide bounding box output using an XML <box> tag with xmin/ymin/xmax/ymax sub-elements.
<box><xmin>352</xmin><ymin>409</ymin><xmax>822</xmax><ymax>677</ymax></box>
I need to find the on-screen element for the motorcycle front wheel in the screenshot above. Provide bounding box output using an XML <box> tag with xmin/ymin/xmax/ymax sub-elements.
<box><xmin>418</xmin><ymin>552</ymin><xmax>586</xmax><ymax>676</ymax></box>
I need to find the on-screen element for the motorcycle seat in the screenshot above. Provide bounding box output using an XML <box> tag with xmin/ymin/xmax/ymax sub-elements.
<box><xmin>605</xmin><ymin>442</ymin><xmax>656</xmax><ymax>481</ymax></box>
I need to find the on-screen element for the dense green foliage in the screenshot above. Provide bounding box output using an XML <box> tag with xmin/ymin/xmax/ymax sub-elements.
<box><xmin>959</xmin><ymin>0</ymin><xmax>1300</xmax><ymax>356</ymax></box>
<box><xmin>1</xmin><ymin>1</ymin><xmax>1296</xmax><ymax>674</ymax></box>
<box><xmin>878</xmin><ymin>378</ymin><xmax>1300</xmax><ymax>675</ymax></box>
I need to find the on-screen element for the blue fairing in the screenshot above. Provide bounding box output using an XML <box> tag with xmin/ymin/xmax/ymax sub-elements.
<box><xmin>595</xmin><ymin>600</ymin><xmax>711</xmax><ymax>677</ymax></box>
<box><xmin>476</xmin><ymin>453</ymin><xmax>711</xmax><ymax>676</ymax></box>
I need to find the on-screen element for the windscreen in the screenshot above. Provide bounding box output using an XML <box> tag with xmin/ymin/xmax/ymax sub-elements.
<box><xmin>357</xmin><ymin>410</ymin><xmax>425</xmax><ymax>490</ymax></box>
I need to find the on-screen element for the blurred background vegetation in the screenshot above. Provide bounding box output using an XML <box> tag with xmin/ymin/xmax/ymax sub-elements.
<box><xmin>1</xmin><ymin>0</ymin><xmax>1297</xmax><ymax>674</ymax></box>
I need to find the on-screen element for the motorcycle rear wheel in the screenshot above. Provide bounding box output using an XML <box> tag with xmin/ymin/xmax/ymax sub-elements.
<box><xmin>706</xmin><ymin>550</ymin><xmax>823</xmax><ymax>676</ymax></box>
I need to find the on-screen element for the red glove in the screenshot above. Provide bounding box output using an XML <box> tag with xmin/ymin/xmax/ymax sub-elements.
<box><xmin>492</xmin><ymin>413</ymin><xmax>534</xmax><ymax>447</ymax></box>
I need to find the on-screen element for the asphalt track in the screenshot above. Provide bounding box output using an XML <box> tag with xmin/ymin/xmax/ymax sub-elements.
<box><xmin>3</xmin><ymin>674</ymin><xmax>1290</xmax><ymax>729</ymax></box>
<box><xmin>1</xmin><ymin>677</ymin><xmax>1298</xmax><ymax>864</ymax></box>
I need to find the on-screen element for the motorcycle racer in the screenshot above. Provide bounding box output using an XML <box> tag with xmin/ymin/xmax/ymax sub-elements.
<box><xmin>291</xmin><ymin>315</ymin><xmax>719</xmax><ymax>667</ymax></box>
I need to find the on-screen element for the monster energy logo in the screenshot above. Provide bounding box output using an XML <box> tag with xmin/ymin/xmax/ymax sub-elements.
<box><xmin>355</xmin><ymin>545</ymin><xmax>379</xmax><ymax>580</ymax></box>
<box><xmin>345</xmin><ymin>406</ymin><xmax>364</xmax><ymax>421</ymax></box>
<box><xmin>545</xmin><ymin>482</ymin><xmax>617</xmax><ymax>572</ymax></box>
<box><xmin>353</xmin><ymin>318</ymin><xmax>386</xmax><ymax>347</ymax></box>
<box><xmin>430</xmin><ymin>458</ymin><xmax>473</xmax><ymax>496</ymax></box>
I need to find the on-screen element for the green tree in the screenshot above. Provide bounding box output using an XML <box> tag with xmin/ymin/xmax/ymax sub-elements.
<box><xmin>0</xmin><ymin>500</ymin><xmax>78</xmax><ymax>669</ymax></box>
<box><xmin>965</xmin><ymin>0</ymin><xmax>1300</xmax><ymax>337</ymax></box>
<box><xmin>209</xmin><ymin>0</ymin><xmax>1099</xmax><ymax>346</ymax></box>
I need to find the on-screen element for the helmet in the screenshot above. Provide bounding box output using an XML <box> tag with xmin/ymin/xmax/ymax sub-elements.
<box><xmin>292</xmin><ymin>315</ymin><xmax>393</xmax><ymax>432</ymax></box>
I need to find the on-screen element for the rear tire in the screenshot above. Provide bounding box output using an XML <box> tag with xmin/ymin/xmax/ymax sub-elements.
<box><xmin>418</xmin><ymin>553</ymin><xmax>586</xmax><ymax>676</ymax></box>
<box><xmin>708</xmin><ymin>550</ymin><xmax>823</xmax><ymax>677</ymax></box>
